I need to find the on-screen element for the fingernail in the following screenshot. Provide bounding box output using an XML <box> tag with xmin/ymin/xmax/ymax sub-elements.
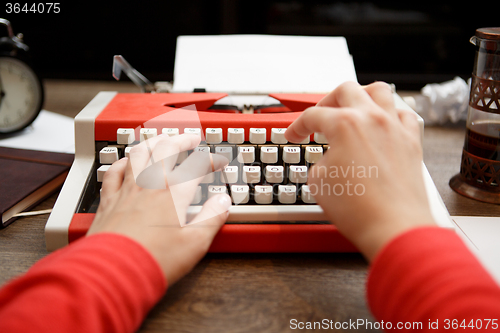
<box><xmin>218</xmin><ymin>194</ymin><xmax>232</xmax><ymax>210</ymax></box>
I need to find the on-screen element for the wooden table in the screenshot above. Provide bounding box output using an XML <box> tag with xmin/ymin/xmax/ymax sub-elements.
<box><xmin>1</xmin><ymin>80</ymin><xmax>499</xmax><ymax>332</ymax></box>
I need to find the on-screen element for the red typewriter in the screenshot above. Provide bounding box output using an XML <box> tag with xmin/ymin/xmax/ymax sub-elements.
<box><xmin>45</xmin><ymin>88</ymin><xmax>453</xmax><ymax>252</ymax></box>
<box><xmin>45</xmin><ymin>47</ymin><xmax>452</xmax><ymax>252</ymax></box>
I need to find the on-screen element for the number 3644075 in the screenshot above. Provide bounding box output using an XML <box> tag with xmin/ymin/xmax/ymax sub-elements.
<box><xmin>6</xmin><ymin>3</ymin><xmax>60</xmax><ymax>14</ymax></box>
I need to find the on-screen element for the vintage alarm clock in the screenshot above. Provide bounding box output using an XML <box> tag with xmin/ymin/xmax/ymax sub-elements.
<box><xmin>0</xmin><ymin>18</ymin><xmax>44</xmax><ymax>134</ymax></box>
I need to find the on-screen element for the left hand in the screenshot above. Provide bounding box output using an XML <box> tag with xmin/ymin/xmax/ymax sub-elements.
<box><xmin>88</xmin><ymin>133</ymin><xmax>231</xmax><ymax>285</ymax></box>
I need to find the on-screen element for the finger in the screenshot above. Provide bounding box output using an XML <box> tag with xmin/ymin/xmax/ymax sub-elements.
<box><xmin>363</xmin><ymin>82</ymin><xmax>397</xmax><ymax>116</ymax></box>
<box><xmin>170</xmin><ymin>151</ymin><xmax>229</xmax><ymax>186</ymax></box>
<box><xmin>100</xmin><ymin>157</ymin><xmax>128</xmax><ymax>202</ymax></box>
<box><xmin>186</xmin><ymin>193</ymin><xmax>231</xmax><ymax>232</ymax></box>
<box><xmin>129</xmin><ymin>133</ymin><xmax>201</xmax><ymax>181</ymax></box>
<box><xmin>398</xmin><ymin>108</ymin><xmax>421</xmax><ymax>139</ymax></box>
<box><xmin>151</xmin><ymin>134</ymin><xmax>201</xmax><ymax>170</ymax></box>
<box><xmin>285</xmin><ymin>106</ymin><xmax>337</xmax><ymax>143</ymax></box>
<box><xmin>167</xmin><ymin>152</ymin><xmax>229</xmax><ymax>209</ymax></box>
<box><xmin>123</xmin><ymin>154</ymin><xmax>139</xmax><ymax>186</ymax></box>
<box><xmin>316</xmin><ymin>81</ymin><xmax>374</xmax><ymax>109</ymax></box>
<box><xmin>134</xmin><ymin>158</ymin><xmax>169</xmax><ymax>190</ymax></box>
<box><xmin>128</xmin><ymin>136</ymin><xmax>164</xmax><ymax>181</ymax></box>
<box><xmin>133</xmin><ymin>134</ymin><xmax>205</xmax><ymax>190</ymax></box>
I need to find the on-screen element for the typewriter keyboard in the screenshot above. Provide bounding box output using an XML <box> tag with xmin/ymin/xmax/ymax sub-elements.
<box><xmin>94</xmin><ymin>127</ymin><xmax>331</xmax><ymax>222</ymax></box>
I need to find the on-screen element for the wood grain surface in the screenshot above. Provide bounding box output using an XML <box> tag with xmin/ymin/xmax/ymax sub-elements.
<box><xmin>1</xmin><ymin>80</ymin><xmax>498</xmax><ymax>333</ymax></box>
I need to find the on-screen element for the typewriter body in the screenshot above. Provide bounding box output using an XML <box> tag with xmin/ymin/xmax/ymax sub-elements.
<box><xmin>45</xmin><ymin>36</ymin><xmax>453</xmax><ymax>251</ymax></box>
<box><xmin>44</xmin><ymin>90</ymin><xmax>453</xmax><ymax>252</ymax></box>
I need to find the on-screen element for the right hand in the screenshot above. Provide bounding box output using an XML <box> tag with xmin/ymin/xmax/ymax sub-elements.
<box><xmin>285</xmin><ymin>82</ymin><xmax>437</xmax><ymax>261</ymax></box>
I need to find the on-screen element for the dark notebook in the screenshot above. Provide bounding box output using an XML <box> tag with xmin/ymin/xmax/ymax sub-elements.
<box><xmin>0</xmin><ymin>147</ymin><xmax>74</xmax><ymax>227</ymax></box>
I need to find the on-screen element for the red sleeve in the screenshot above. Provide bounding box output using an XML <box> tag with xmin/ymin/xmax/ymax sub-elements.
<box><xmin>367</xmin><ymin>227</ymin><xmax>500</xmax><ymax>330</ymax></box>
<box><xmin>0</xmin><ymin>233</ymin><xmax>167</xmax><ymax>333</ymax></box>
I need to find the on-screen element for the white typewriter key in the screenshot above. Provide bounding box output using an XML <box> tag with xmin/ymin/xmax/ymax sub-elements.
<box><xmin>271</xmin><ymin>128</ymin><xmax>288</xmax><ymax>144</ymax></box>
<box><xmin>124</xmin><ymin>146</ymin><xmax>133</xmax><ymax>158</ymax></box>
<box><xmin>192</xmin><ymin>186</ymin><xmax>202</xmax><ymax>204</ymax></box>
<box><xmin>96</xmin><ymin>165</ymin><xmax>111</xmax><ymax>182</ymax></box>
<box><xmin>249</xmin><ymin>128</ymin><xmax>266</xmax><ymax>144</ymax></box>
<box><xmin>162</xmin><ymin>128</ymin><xmax>179</xmax><ymax>136</ymax></box>
<box><xmin>304</xmin><ymin>146</ymin><xmax>323</xmax><ymax>164</ymax></box>
<box><xmin>227</xmin><ymin>128</ymin><xmax>245</xmax><ymax>144</ymax></box>
<box><xmin>237</xmin><ymin>146</ymin><xmax>255</xmax><ymax>163</ymax></box>
<box><xmin>116</xmin><ymin>128</ymin><xmax>135</xmax><ymax>144</ymax></box>
<box><xmin>289</xmin><ymin>165</ymin><xmax>308</xmax><ymax>183</ymax></box>
<box><xmin>231</xmin><ymin>185</ymin><xmax>250</xmax><ymax>204</ymax></box>
<box><xmin>242</xmin><ymin>165</ymin><xmax>261</xmax><ymax>183</ymax></box>
<box><xmin>254</xmin><ymin>185</ymin><xmax>273</xmax><ymax>204</ymax></box>
<box><xmin>194</xmin><ymin>146</ymin><xmax>210</xmax><ymax>154</ymax></box>
<box><xmin>260</xmin><ymin>146</ymin><xmax>278</xmax><ymax>164</ymax></box>
<box><xmin>215</xmin><ymin>146</ymin><xmax>233</xmax><ymax>162</ymax></box>
<box><xmin>301</xmin><ymin>185</ymin><xmax>316</xmax><ymax>203</ymax></box>
<box><xmin>278</xmin><ymin>185</ymin><xmax>297</xmax><ymax>204</ymax></box>
<box><xmin>140</xmin><ymin>128</ymin><xmax>157</xmax><ymax>142</ymax></box>
<box><xmin>99</xmin><ymin>147</ymin><xmax>119</xmax><ymax>164</ymax></box>
<box><xmin>282</xmin><ymin>146</ymin><xmax>301</xmax><ymax>164</ymax></box>
<box><xmin>184</xmin><ymin>128</ymin><xmax>202</xmax><ymax>138</ymax></box>
<box><xmin>205</xmin><ymin>128</ymin><xmax>223</xmax><ymax>144</ymax></box>
<box><xmin>314</xmin><ymin>132</ymin><xmax>328</xmax><ymax>144</ymax></box>
<box><xmin>208</xmin><ymin>185</ymin><xmax>228</xmax><ymax>199</ymax></box>
<box><xmin>265</xmin><ymin>165</ymin><xmax>284</xmax><ymax>183</ymax></box>
<box><xmin>220</xmin><ymin>166</ymin><xmax>238</xmax><ymax>183</ymax></box>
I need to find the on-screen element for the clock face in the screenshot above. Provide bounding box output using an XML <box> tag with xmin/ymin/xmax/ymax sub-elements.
<box><xmin>0</xmin><ymin>56</ymin><xmax>43</xmax><ymax>133</ymax></box>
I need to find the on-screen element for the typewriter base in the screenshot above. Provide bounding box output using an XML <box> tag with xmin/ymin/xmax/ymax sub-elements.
<box><xmin>69</xmin><ymin>213</ymin><xmax>357</xmax><ymax>253</ymax></box>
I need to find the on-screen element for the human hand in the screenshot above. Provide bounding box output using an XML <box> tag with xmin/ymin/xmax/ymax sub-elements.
<box><xmin>87</xmin><ymin>133</ymin><xmax>231</xmax><ymax>285</ymax></box>
<box><xmin>285</xmin><ymin>81</ymin><xmax>436</xmax><ymax>261</ymax></box>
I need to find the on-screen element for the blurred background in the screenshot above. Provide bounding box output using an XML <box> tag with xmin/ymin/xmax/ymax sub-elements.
<box><xmin>3</xmin><ymin>1</ymin><xmax>498</xmax><ymax>90</ymax></box>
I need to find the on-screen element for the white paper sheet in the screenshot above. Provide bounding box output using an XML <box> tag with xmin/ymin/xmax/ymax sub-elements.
<box><xmin>453</xmin><ymin>216</ymin><xmax>500</xmax><ymax>285</ymax></box>
<box><xmin>173</xmin><ymin>35</ymin><xmax>357</xmax><ymax>94</ymax></box>
<box><xmin>0</xmin><ymin>110</ymin><xmax>75</xmax><ymax>154</ymax></box>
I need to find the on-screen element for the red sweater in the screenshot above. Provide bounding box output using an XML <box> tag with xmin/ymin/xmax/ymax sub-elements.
<box><xmin>0</xmin><ymin>228</ymin><xmax>499</xmax><ymax>332</ymax></box>
<box><xmin>0</xmin><ymin>234</ymin><xmax>166</xmax><ymax>333</ymax></box>
<box><xmin>367</xmin><ymin>227</ymin><xmax>500</xmax><ymax>330</ymax></box>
